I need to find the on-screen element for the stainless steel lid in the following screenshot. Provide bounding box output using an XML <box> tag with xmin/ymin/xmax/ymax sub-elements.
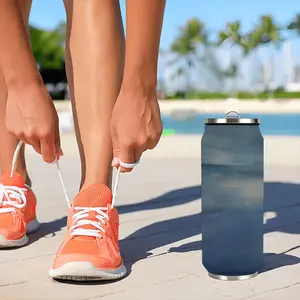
<box><xmin>205</xmin><ymin>111</ymin><xmax>259</xmax><ymax>124</ymax></box>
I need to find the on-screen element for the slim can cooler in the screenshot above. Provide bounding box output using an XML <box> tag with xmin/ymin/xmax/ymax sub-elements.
<box><xmin>201</xmin><ymin>111</ymin><xmax>264</xmax><ymax>281</ymax></box>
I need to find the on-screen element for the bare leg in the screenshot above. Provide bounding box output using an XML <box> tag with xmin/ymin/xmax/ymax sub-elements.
<box><xmin>0</xmin><ymin>0</ymin><xmax>32</xmax><ymax>184</ymax></box>
<box><xmin>63</xmin><ymin>0</ymin><xmax>125</xmax><ymax>190</ymax></box>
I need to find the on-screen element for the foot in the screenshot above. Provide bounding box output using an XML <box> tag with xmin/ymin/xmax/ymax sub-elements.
<box><xmin>0</xmin><ymin>172</ymin><xmax>39</xmax><ymax>248</ymax></box>
<box><xmin>49</xmin><ymin>184</ymin><xmax>126</xmax><ymax>281</ymax></box>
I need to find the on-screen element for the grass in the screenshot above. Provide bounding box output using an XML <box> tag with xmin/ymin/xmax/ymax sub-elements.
<box><xmin>165</xmin><ymin>91</ymin><xmax>300</xmax><ymax>100</ymax></box>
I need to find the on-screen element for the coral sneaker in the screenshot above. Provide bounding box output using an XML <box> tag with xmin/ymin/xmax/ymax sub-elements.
<box><xmin>49</xmin><ymin>184</ymin><xmax>126</xmax><ymax>281</ymax></box>
<box><xmin>0</xmin><ymin>172</ymin><xmax>39</xmax><ymax>248</ymax></box>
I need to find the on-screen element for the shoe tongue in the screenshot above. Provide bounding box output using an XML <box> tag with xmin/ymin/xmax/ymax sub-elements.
<box><xmin>0</xmin><ymin>172</ymin><xmax>25</xmax><ymax>188</ymax></box>
<box><xmin>72</xmin><ymin>184</ymin><xmax>113</xmax><ymax>241</ymax></box>
<box><xmin>73</xmin><ymin>184</ymin><xmax>112</xmax><ymax>208</ymax></box>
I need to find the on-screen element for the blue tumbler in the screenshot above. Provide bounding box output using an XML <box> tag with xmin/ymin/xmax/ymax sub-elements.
<box><xmin>201</xmin><ymin>111</ymin><xmax>264</xmax><ymax>281</ymax></box>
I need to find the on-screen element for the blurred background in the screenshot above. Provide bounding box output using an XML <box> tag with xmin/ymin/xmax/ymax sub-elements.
<box><xmin>1</xmin><ymin>3</ymin><xmax>298</xmax><ymax>298</ymax></box>
<box><xmin>29</xmin><ymin>0</ymin><xmax>300</xmax><ymax>136</ymax></box>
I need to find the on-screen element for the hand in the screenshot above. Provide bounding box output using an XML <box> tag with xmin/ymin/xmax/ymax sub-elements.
<box><xmin>110</xmin><ymin>88</ymin><xmax>163</xmax><ymax>172</ymax></box>
<box><xmin>5</xmin><ymin>81</ymin><xmax>62</xmax><ymax>163</ymax></box>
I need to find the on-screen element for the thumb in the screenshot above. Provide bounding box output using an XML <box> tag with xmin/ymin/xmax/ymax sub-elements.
<box><xmin>111</xmin><ymin>135</ymin><xmax>120</xmax><ymax>168</ymax></box>
<box><xmin>112</xmin><ymin>149</ymin><xmax>120</xmax><ymax>168</ymax></box>
<box><xmin>118</xmin><ymin>145</ymin><xmax>135</xmax><ymax>173</ymax></box>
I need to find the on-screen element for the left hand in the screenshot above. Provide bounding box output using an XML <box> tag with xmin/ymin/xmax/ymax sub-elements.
<box><xmin>110</xmin><ymin>88</ymin><xmax>162</xmax><ymax>172</ymax></box>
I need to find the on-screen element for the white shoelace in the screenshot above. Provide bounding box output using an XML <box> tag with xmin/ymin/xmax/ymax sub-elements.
<box><xmin>0</xmin><ymin>184</ymin><xmax>28</xmax><ymax>213</ymax></box>
<box><xmin>5</xmin><ymin>141</ymin><xmax>139</xmax><ymax>238</ymax></box>
<box><xmin>0</xmin><ymin>142</ymin><xmax>30</xmax><ymax>213</ymax></box>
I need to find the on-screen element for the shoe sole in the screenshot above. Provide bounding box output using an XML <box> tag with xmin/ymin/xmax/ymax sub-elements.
<box><xmin>0</xmin><ymin>219</ymin><xmax>39</xmax><ymax>248</ymax></box>
<box><xmin>49</xmin><ymin>262</ymin><xmax>127</xmax><ymax>281</ymax></box>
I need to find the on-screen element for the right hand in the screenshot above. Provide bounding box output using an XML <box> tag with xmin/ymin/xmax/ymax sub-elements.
<box><xmin>5</xmin><ymin>81</ymin><xmax>63</xmax><ymax>163</ymax></box>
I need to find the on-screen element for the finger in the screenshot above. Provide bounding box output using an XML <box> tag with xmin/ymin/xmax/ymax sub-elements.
<box><xmin>19</xmin><ymin>135</ymin><xmax>42</xmax><ymax>156</ymax></box>
<box><xmin>119</xmin><ymin>145</ymin><xmax>135</xmax><ymax>173</ymax></box>
<box><xmin>16</xmin><ymin>134</ymin><xmax>30</xmax><ymax>146</ymax></box>
<box><xmin>111</xmin><ymin>157</ymin><xmax>120</xmax><ymax>168</ymax></box>
<box><xmin>40</xmin><ymin>135</ymin><xmax>56</xmax><ymax>163</ymax></box>
<box><xmin>27</xmin><ymin>138</ymin><xmax>42</xmax><ymax>155</ymax></box>
<box><xmin>111</xmin><ymin>130</ymin><xmax>120</xmax><ymax>168</ymax></box>
<box><xmin>147</xmin><ymin>133</ymin><xmax>162</xmax><ymax>150</ymax></box>
<box><xmin>112</xmin><ymin>144</ymin><xmax>121</xmax><ymax>168</ymax></box>
<box><xmin>148</xmin><ymin>139</ymin><xmax>160</xmax><ymax>150</ymax></box>
<box><xmin>134</xmin><ymin>147</ymin><xmax>144</xmax><ymax>163</ymax></box>
<box><xmin>54</xmin><ymin>114</ymin><xmax>63</xmax><ymax>157</ymax></box>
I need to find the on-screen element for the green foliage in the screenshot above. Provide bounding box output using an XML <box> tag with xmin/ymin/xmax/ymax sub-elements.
<box><xmin>169</xmin><ymin>18</ymin><xmax>210</xmax><ymax>93</ymax></box>
<box><xmin>217</xmin><ymin>21</ymin><xmax>252</xmax><ymax>54</ymax></box>
<box><xmin>249</xmin><ymin>15</ymin><xmax>282</xmax><ymax>48</ymax></box>
<box><xmin>29</xmin><ymin>13</ymin><xmax>300</xmax><ymax>101</ymax></box>
<box><xmin>166</xmin><ymin>91</ymin><xmax>300</xmax><ymax>100</ymax></box>
<box><xmin>169</xmin><ymin>18</ymin><xmax>233</xmax><ymax>94</ymax></box>
<box><xmin>218</xmin><ymin>21</ymin><xmax>241</xmax><ymax>45</ymax></box>
<box><xmin>217</xmin><ymin>16</ymin><xmax>282</xmax><ymax>54</ymax></box>
<box><xmin>170</xmin><ymin>18</ymin><xmax>208</xmax><ymax>55</ymax></box>
<box><xmin>216</xmin><ymin>21</ymin><xmax>246</xmax><ymax>84</ymax></box>
<box><xmin>287</xmin><ymin>14</ymin><xmax>300</xmax><ymax>34</ymax></box>
<box><xmin>30</xmin><ymin>23</ymin><xmax>65</xmax><ymax>70</ymax></box>
<box><xmin>167</xmin><ymin>13</ymin><xmax>295</xmax><ymax>99</ymax></box>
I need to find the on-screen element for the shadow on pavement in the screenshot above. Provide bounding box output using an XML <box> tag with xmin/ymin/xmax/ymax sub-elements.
<box><xmin>118</xmin><ymin>186</ymin><xmax>201</xmax><ymax>214</ymax></box>
<box><xmin>260</xmin><ymin>251</ymin><xmax>300</xmax><ymax>274</ymax></box>
<box><xmin>120</xmin><ymin>182</ymin><xmax>300</xmax><ymax>276</ymax></box>
<box><xmin>28</xmin><ymin>216</ymin><xmax>67</xmax><ymax>245</ymax></box>
<box><xmin>28</xmin><ymin>182</ymin><xmax>300</xmax><ymax>279</ymax></box>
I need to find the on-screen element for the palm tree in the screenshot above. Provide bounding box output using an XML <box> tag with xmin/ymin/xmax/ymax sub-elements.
<box><xmin>287</xmin><ymin>13</ymin><xmax>300</xmax><ymax>34</ymax></box>
<box><xmin>169</xmin><ymin>18</ymin><xmax>208</xmax><ymax>95</ymax></box>
<box><xmin>30</xmin><ymin>23</ymin><xmax>66</xmax><ymax>71</ymax></box>
<box><xmin>249</xmin><ymin>15</ymin><xmax>282</xmax><ymax>95</ymax></box>
<box><xmin>218</xmin><ymin>21</ymin><xmax>251</xmax><ymax>97</ymax></box>
<box><xmin>286</xmin><ymin>14</ymin><xmax>300</xmax><ymax>83</ymax></box>
<box><xmin>218</xmin><ymin>21</ymin><xmax>252</xmax><ymax>53</ymax></box>
<box><xmin>251</xmin><ymin>15</ymin><xmax>281</xmax><ymax>46</ymax></box>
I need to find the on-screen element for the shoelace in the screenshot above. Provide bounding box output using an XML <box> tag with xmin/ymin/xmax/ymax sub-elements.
<box><xmin>9</xmin><ymin>141</ymin><xmax>139</xmax><ymax>237</ymax></box>
<box><xmin>0</xmin><ymin>142</ymin><xmax>30</xmax><ymax>213</ymax></box>
<box><xmin>0</xmin><ymin>184</ymin><xmax>28</xmax><ymax>213</ymax></box>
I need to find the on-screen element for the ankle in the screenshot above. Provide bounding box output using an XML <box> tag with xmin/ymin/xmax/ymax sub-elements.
<box><xmin>80</xmin><ymin>178</ymin><xmax>111</xmax><ymax>192</ymax></box>
<box><xmin>0</xmin><ymin>167</ymin><xmax>31</xmax><ymax>186</ymax></box>
<box><xmin>25</xmin><ymin>175</ymin><xmax>32</xmax><ymax>187</ymax></box>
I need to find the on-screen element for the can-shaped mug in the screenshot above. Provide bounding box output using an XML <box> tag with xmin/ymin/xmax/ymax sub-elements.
<box><xmin>201</xmin><ymin>111</ymin><xmax>264</xmax><ymax>281</ymax></box>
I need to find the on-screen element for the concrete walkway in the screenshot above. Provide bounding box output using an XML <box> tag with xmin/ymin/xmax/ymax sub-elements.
<box><xmin>0</xmin><ymin>134</ymin><xmax>300</xmax><ymax>300</ymax></box>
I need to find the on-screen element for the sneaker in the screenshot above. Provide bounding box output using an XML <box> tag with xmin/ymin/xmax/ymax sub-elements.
<box><xmin>0</xmin><ymin>172</ymin><xmax>39</xmax><ymax>248</ymax></box>
<box><xmin>49</xmin><ymin>183</ymin><xmax>126</xmax><ymax>281</ymax></box>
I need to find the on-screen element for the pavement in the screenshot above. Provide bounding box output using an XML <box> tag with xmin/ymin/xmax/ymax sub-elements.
<box><xmin>0</xmin><ymin>134</ymin><xmax>300</xmax><ymax>300</ymax></box>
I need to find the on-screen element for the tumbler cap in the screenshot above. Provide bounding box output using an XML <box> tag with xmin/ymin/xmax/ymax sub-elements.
<box><xmin>205</xmin><ymin>111</ymin><xmax>259</xmax><ymax>124</ymax></box>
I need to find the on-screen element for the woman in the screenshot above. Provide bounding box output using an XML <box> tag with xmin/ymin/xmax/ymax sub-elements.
<box><xmin>0</xmin><ymin>0</ymin><xmax>165</xmax><ymax>280</ymax></box>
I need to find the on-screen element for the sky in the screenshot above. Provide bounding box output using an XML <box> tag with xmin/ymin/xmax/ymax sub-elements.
<box><xmin>29</xmin><ymin>0</ymin><xmax>300</xmax><ymax>50</ymax></box>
